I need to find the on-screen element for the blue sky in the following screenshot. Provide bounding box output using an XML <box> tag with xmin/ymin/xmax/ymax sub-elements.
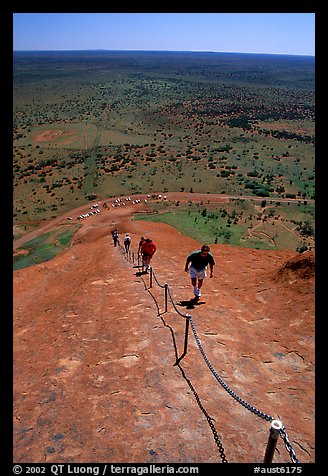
<box><xmin>13</xmin><ymin>13</ymin><xmax>315</xmax><ymax>56</ymax></box>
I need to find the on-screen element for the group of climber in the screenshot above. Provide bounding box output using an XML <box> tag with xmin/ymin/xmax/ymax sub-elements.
<box><xmin>111</xmin><ymin>228</ymin><xmax>215</xmax><ymax>301</ymax></box>
<box><xmin>111</xmin><ymin>229</ymin><xmax>157</xmax><ymax>270</ymax></box>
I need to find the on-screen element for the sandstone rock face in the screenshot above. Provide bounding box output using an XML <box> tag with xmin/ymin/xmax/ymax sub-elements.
<box><xmin>13</xmin><ymin>199</ymin><xmax>315</xmax><ymax>464</ymax></box>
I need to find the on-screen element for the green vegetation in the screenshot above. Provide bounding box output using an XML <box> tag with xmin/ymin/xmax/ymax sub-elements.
<box><xmin>133</xmin><ymin>199</ymin><xmax>315</xmax><ymax>251</ymax></box>
<box><xmin>13</xmin><ymin>225</ymin><xmax>78</xmax><ymax>270</ymax></box>
<box><xmin>135</xmin><ymin>210</ymin><xmax>245</xmax><ymax>246</ymax></box>
<box><xmin>13</xmin><ymin>51</ymin><xmax>314</xmax><ymax>252</ymax></box>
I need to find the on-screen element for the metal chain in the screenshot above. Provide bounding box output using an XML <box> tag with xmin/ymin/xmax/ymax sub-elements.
<box><xmin>183</xmin><ymin>369</ymin><xmax>228</xmax><ymax>463</ymax></box>
<box><xmin>280</xmin><ymin>427</ymin><xmax>300</xmax><ymax>464</ymax></box>
<box><xmin>118</xmin><ymin>245</ymin><xmax>300</xmax><ymax>464</ymax></box>
<box><xmin>189</xmin><ymin>316</ymin><xmax>274</xmax><ymax>423</ymax></box>
<box><xmin>189</xmin><ymin>317</ymin><xmax>301</xmax><ymax>463</ymax></box>
<box><xmin>148</xmin><ymin>270</ymin><xmax>228</xmax><ymax>461</ymax></box>
<box><xmin>151</xmin><ymin>268</ymin><xmax>167</xmax><ymax>289</ymax></box>
<box><xmin>166</xmin><ymin>286</ymin><xmax>191</xmax><ymax>318</ymax></box>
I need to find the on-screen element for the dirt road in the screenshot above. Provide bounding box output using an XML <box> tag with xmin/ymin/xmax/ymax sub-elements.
<box><xmin>13</xmin><ymin>191</ymin><xmax>314</xmax><ymax>250</ymax></box>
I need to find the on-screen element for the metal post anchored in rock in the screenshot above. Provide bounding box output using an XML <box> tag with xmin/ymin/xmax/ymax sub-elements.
<box><xmin>263</xmin><ymin>419</ymin><xmax>283</xmax><ymax>463</ymax></box>
<box><xmin>149</xmin><ymin>267</ymin><xmax>153</xmax><ymax>288</ymax></box>
<box><xmin>164</xmin><ymin>283</ymin><xmax>168</xmax><ymax>313</ymax></box>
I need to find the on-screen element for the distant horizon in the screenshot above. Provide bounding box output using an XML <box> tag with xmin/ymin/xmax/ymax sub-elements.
<box><xmin>13</xmin><ymin>13</ymin><xmax>315</xmax><ymax>57</ymax></box>
<box><xmin>13</xmin><ymin>48</ymin><xmax>315</xmax><ymax>58</ymax></box>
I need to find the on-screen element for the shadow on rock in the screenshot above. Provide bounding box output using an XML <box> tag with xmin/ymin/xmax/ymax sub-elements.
<box><xmin>177</xmin><ymin>298</ymin><xmax>206</xmax><ymax>310</ymax></box>
<box><xmin>135</xmin><ymin>270</ymin><xmax>149</xmax><ymax>277</ymax></box>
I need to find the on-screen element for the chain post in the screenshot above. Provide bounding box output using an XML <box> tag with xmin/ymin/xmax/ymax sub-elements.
<box><xmin>164</xmin><ymin>283</ymin><xmax>168</xmax><ymax>313</ymax></box>
<box><xmin>149</xmin><ymin>266</ymin><xmax>153</xmax><ymax>288</ymax></box>
<box><xmin>118</xmin><ymin>241</ymin><xmax>299</xmax><ymax>464</ymax></box>
<box><xmin>263</xmin><ymin>419</ymin><xmax>283</xmax><ymax>463</ymax></box>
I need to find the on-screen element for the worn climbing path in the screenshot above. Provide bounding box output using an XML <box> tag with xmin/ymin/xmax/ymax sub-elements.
<box><xmin>13</xmin><ymin>203</ymin><xmax>315</xmax><ymax>463</ymax></box>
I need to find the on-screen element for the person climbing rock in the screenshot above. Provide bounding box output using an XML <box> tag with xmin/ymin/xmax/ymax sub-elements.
<box><xmin>124</xmin><ymin>234</ymin><xmax>131</xmax><ymax>253</ymax></box>
<box><xmin>140</xmin><ymin>238</ymin><xmax>157</xmax><ymax>271</ymax></box>
<box><xmin>184</xmin><ymin>244</ymin><xmax>215</xmax><ymax>300</ymax></box>
<box><xmin>111</xmin><ymin>228</ymin><xmax>119</xmax><ymax>247</ymax></box>
<box><xmin>138</xmin><ymin>236</ymin><xmax>145</xmax><ymax>255</ymax></box>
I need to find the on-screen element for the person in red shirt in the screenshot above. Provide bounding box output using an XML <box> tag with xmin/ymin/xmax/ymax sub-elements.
<box><xmin>140</xmin><ymin>238</ymin><xmax>157</xmax><ymax>271</ymax></box>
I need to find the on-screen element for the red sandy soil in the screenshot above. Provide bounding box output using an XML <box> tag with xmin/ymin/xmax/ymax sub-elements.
<box><xmin>32</xmin><ymin>129</ymin><xmax>78</xmax><ymax>144</ymax></box>
<box><xmin>13</xmin><ymin>194</ymin><xmax>315</xmax><ymax>464</ymax></box>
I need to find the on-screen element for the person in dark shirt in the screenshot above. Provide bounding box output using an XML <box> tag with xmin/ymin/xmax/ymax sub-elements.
<box><xmin>138</xmin><ymin>236</ymin><xmax>145</xmax><ymax>255</ymax></box>
<box><xmin>184</xmin><ymin>244</ymin><xmax>215</xmax><ymax>300</ymax></box>
<box><xmin>111</xmin><ymin>228</ymin><xmax>119</xmax><ymax>247</ymax></box>
<box><xmin>124</xmin><ymin>234</ymin><xmax>131</xmax><ymax>254</ymax></box>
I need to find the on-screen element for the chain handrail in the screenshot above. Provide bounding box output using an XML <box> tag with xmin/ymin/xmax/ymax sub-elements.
<box><xmin>166</xmin><ymin>285</ymin><xmax>192</xmax><ymax>319</ymax></box>
<box><xmin>189</xmin><ymin>317</ymin><xmax>274</xmax><ymax>422</ymax></box>
<box><xmin>189</xmin><ymin>312</ymin><xmax>300</xmax><ymax>463</ymax></box>
<box><xmin>280</xmin><ymin>427</ymin><xmax>300</xmax><ymax>464</ymax></box>
<box><xmin>151</xmin><ymin>267</ymin><xmax>167</xmax><ymax>289</ymax></box>
<box><xmin>181</xmin><ymin>363</ymin><xmax>228</xmax><ymax>463</ymax></box>
<box><xmin>117</xmin><ymin>243</ymin><xmax>300</xmax><ymax>463</ymax></box>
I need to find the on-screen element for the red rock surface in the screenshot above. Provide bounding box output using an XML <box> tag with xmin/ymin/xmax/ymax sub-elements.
<box><xmin>13</xmin><ymin>196</ymin><xmax>315</xmax><ymax>464</ymax></box>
